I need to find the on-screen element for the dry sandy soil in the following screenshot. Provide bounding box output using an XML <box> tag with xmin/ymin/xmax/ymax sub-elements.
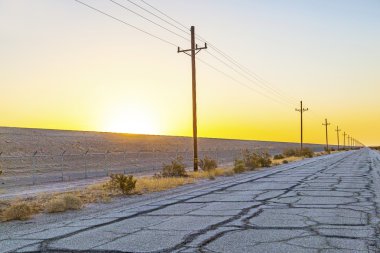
<box><xmin>0</xmin><ymin>127</ymin><xmax>326</xmax><ymax>190</ymax></box>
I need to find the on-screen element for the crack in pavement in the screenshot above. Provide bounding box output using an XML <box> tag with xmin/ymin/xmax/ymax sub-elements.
<box><xmin>3</xmin><ymin>150</ymin><xmax>380</xmax><ymax>253</ymax></box>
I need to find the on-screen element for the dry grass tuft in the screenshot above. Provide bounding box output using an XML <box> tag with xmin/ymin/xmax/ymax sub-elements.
<box><xmin>189</xmin><ymin>168</ymin><xmax>235</xmax><ymax>179</ymax></box>
<box><xmin>2</xmin><ymin>202</ymin><xmax>33</xmax><ymax>221</ymax></box>
<box><xmin>62</xmin><ymin>194</ymin><xmax>82</xmax><ymax>210</ymax></box>
<box><xmin>134</xmin><ymin>177</ymin><xmax>195</xmax><ymax>194</ymax></box>
<box><xmin>46</xmin><ymin>194</ymin><xmax>83</xmax><ymax>213</ymax></box>
<box><xmin>0</xmin><ymin>167</ymin><xmax>238</xmax><ymax>221</ymax></box>
<box><xmin>46</xmin><ymin>198</ymin><xmax>66</xmax><ymax>213</ymax></box>
<box><xmin>271</xmin><ymin>156</ymin><xmax>302</xmax><ymax>165</ymax></box>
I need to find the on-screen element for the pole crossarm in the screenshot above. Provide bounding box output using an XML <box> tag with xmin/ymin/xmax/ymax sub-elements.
<box><xmin>178</xmin><ymin>43</ymin><xmax>207</xmax><ymax>55</ymax></box>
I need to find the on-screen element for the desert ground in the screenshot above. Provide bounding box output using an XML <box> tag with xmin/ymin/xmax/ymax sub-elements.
<box><xmin>0</xmin><ymin>127</ymin><xmax>326</xmax><ymax>191</ymax></box>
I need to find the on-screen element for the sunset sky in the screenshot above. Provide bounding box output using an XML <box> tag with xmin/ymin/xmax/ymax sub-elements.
<box><xmin>1</xmin><ymin>0</ymin><xmax>379</xmax><ymax>145</ymax></box>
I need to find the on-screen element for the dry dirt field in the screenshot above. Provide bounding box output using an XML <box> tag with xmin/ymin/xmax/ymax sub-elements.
<box><xmin>0</xmin><ymin>127</ymin><xmax>326</xmax><ymax>189</ymax></box>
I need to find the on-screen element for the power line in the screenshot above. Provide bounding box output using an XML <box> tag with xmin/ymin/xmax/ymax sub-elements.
<box><xmin>74</xmin><ymin>0</ymin><xmax>178</xmax><ymax>47</ymax></box>
<box><xmin>117</xmin><ymin>0</ymin><xmax>191</xmax><ymax>36</ymax></box>
<box><xmin>108</xmin><ymin>0</ymin><xmax>299</xmax><ymax>106</ymax></box>
<box><xmin>75</xmin><ymin>0</ymin><xmax>357</xmax><ymax>147</ymax></box>
<box><xmin>204</xmin><ymin>42</ymin><xmax>298</xmax><ymax>103</ymax></box>
<box><xmin>110</xmin><ymin>0</ymin><xmax>190</xmax><ymax>42</ymax></box>
<box><xmin>196</xmin><ymin>57</ymin><xmax>292</xmax><ymax>107</ymax></box>
<box><xmin>204</xmin><ymin>50</ymin><xmax>296</xmax><ymax>106</ymax></box>
<box><xmin>138</xmin><ymin>0</ymin><xmax>189</xmax><ymax>30</ymax></box>
<box><xmin>130</xmin><ymin>0</ymin><xmax>298</xmax><ymax>105</ymax></box>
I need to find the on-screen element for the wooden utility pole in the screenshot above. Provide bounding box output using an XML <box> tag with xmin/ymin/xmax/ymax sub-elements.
<box><xmin>295</xmin><ymin>101</ymin><xmax>308</xmax><ymax>151</ymax></box>
<box><xmin>343</xmin><ymin>132</ymin><xmax>347</xmax><ymax>150</ymax></box>
<box><xmin>335</xmin><ymin>126</ymin><xmax>341</xmax><ymax>150</ymax></box>
<box><xmin>322</xmin><ymin>119</ymin><xmax>331</xmax><ymax>151</ymax></box>
<box><xmin>178</xmin><ymin>26</ymin><xmax>207</xmax><ymax>172</ymax></box>
<box><xmin>347</xmin><ymin>135</ymin><xmax>350</xmax><ymax>150</ymax></box>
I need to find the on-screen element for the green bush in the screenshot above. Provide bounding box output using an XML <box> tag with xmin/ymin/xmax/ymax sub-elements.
<box><xmin>233</xmin><ymin>159</ymin><xmax>246</xmax><ymax>173</ymax></box>
<box><xmin>273</xmin><ymin>154</ymin><xmax>285</xmax><ymax>160</ymax></box>
<box><xmin>282</xmin><ymin>160</ymin><xmax>289</xmax><ymax>164</ymax></box>
<box><xmin>161</xmin><ymin>156</ymin><xmax>187</xmax><ymax>177</ymax></box>
<box><xmin>242</xmin><ymin>150</ymin><xmax>272</xmax><ymax>170</ymax></box>
<box><xmin>106</xmin><ymin>174</ymin><xmax>137</xmax><ymax>195</ymax></box>
<box><xmin>199</xmin><ymin>156</ymin><xmax>218</xmax><ymax>171</ymax></box>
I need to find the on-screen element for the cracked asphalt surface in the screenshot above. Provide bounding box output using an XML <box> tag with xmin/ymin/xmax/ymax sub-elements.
<box><xmin>1</xmin><ymin>148</ymin><xmax>380</xmax><ymax>252</ymax></box>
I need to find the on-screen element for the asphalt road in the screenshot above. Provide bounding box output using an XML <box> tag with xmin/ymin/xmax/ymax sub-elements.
<box><xmin>1</xmin><ymin>148</ymin><xmax>380</xmax><ymax>252</ymax></box>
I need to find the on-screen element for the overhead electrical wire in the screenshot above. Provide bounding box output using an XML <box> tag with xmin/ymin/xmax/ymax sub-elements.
<box><xmin>129</xmin><ymin>0</ymin><xmax>339</xmax><ymax>123</ymax></box>
<box><xmin>127</xmin><ymin>0</ymin><xmax>299</xmax><ymax>106</ymax></box>
<box><xmin>110</xmin><ymin>0</ymin><xmax>190</xmax><ymax>42</ymax></box>
<box><xmin>74</xmin><ymin>0</ymin><xmax>340</xmax><ymax>128</ymax></box>
<box><xmin>125</xmin><ymin>0</ymin><xmax>191</xmax><ymax>36</ymax></box>
<box><xmin>74</xmin><ymin>0</ymin><xmax>178</xmax><ymax>47</ymax></box>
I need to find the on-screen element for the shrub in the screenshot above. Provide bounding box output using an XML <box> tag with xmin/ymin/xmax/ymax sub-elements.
<box><xmin>46</xmin><ymin>198</ymin><xmax>66</xmax><ymax>213</ymax></box>
<box><xmin>273</xmin><ymin>154</ymin><xmax>285</xmax><ymax>160</ymax></box>
<box><xmin>282</xmin><ymin>160</ymin><xmax>289</xmax><ymax>164</ymax></box>
<box><xmin>161</xmin><ymin>157</ymin><xmax>187</xmax><ymax>177</ymax></box>
<box><xmin>242</xmin><ymin>150</ymin><xmax>272</xmax><ymax>170</ymax></box>
<box><xmin>233</xmin><ymin>159</ymin><xmax>246</xmax><ymax>173</ymax></box>
<box><xmin>2</xmin><ymin>202</ymin><xmax>33</xmax><ymax>221</ymax></box>
<box><xmin>283</xmin><ymin>147</ymin><xmax>314</xmax><ymax>158</ymax></box>
<box><xmin>199</xmin><ymin>156</ymin><xmax>218</xmax><ymax>171</ymax></box>
<box><xmin>300</xmin><ymin>147</ymin><xmax>314</xmax><ymax>158</ymax></box>
<box><xmin>106</xmin><ymin>174</ymin><xmax>137</xmax><ymax>195</ymax></box>
<box><xmin>283</xmin><ymin>148</ymin><xmax>297</xmax><ymax>157</ymax></box>
<box><xmin>223</xmin><ymin>170</ymin><xmax>235</xmax><ymax>177</ymax></box>
<box><xmin>62</xmin><ymin>195</ymin><xmax>82</xmax><ymax>210</ymax></box>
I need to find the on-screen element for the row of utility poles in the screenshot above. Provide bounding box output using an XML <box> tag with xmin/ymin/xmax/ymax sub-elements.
<box><xmin>295</xmin><ymin>101</ymin><xmax>364</xmax><ymax>152</ymax></box>
<box><xmin>179</xmin><ymin>26</ymin><xmax>364</xmax><ymax>172</ymax></box>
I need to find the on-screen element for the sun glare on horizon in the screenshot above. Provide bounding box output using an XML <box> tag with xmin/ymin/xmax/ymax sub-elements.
<box><xmin>103</xmin><ymin>105</ymin><xmax>160</xmax><ymax>135</ymax></box>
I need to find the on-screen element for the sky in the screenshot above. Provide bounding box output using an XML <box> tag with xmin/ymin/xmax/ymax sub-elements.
<box><xmin>0</xmin><ymin>0</ymin><xmax>379</xmax><ymax>145</ymax></box>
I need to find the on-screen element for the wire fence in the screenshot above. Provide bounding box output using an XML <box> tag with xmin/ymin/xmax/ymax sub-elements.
<box><xmin>0</xmin><ymin>148</ymin><xmax>250</xmax><ymax>188</ymax></box>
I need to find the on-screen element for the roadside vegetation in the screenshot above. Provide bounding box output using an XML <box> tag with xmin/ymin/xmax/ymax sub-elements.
<box><xmin>0</xmin><ymin>147</ymin><xmax>327</xmax><ymax>222</ymax></box>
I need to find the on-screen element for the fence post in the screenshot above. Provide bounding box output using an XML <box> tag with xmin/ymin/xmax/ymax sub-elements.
<box><xmin>32</xmin><ymin>151</ymin><xmax>38</xmax><ymax>185</ymax></box>
<box><xmin>123</xmin><ymin>150</ymin><xmax>127</xmax><ymax>174</ymax></box>
<box><xmin>152</xmin><ymin>148</ymin><xmax>156</xmax><ymax>171</ymax></box>
<box><xmin>84</xmin><ymin>150</ymin><xmax>89</xmax><ymax>179</ymax></box>
<box><xmin>104</xmin><ymin>151</ymin><xmax>110</xmax><ymax>176</ymax></box>
<box><xmin>61</xmin><ymin>150</ymin><xmax>66</xmax><ymax>181</ymax></box>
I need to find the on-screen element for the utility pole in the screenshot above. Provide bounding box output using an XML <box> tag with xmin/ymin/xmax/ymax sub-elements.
<box><xmin>295</xmin><ymin>101</ymin><xmax>308</xmax><ymax>151</ymax></box>
<box><xmin>343</xmin><ymin>132</ymin><xmax>347</xmax><ymax>150</ymax></box>
<box><xmin>347</xmin><ymin>135</ymin><xmax>350</xmax><ymax>150</ymax></box>
<box><xmin>335</xmin><ymin>126</ymin><xmax>341</xmax><ymax>150</ymax></box>
<box><xmin>322</xmin><ymin>119</ymin><xmax>331</xmax><ymax>151</ymax></box>
<box><xmin>178</xmin><ymin>26</ymin><xmax>207</xmax><ymax>172</ymax></box>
